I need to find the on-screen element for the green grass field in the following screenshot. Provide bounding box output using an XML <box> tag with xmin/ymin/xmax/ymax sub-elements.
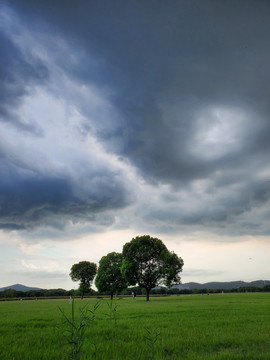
<box><xmin>0</xmin><ymin>293</ymin><xmax>269</xmax><ymax>359</ymax></box>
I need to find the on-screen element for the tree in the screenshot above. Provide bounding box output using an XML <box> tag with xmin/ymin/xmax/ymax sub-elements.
<box><xmin>95</xmin><ymin>252</ymin><xmax>127</xmax><ymax>300</ymax></box>
<box><xmin>121</xmin><ymin>235</ymin><xmax>184</xmax><ymax>301</ymax></box>
<box><xmin>70</xmin><ymin>261</ymin><xmax>97</xmax><ymax>297</ymax></box>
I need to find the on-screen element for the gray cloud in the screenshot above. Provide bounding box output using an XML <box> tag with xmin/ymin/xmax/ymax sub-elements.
<box><xmin>1</xmin><ymin>1</ymin><xmax>270</xmax><ymax>238</ymax></box>
<box><xmin>0</xmin><ymin>166</ymin><xmax>130</xmax><ymax>230</ymax></box>
<box><xmin>0</xmin><ymin>29</ymin><xmax>48</xmax><ymax>134</ymax></box>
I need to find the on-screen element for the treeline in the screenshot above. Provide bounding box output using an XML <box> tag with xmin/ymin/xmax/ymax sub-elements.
<box><xmin>1</xmin><ymin>284</ymin><xmax>270</xmax><ymax>299</ymax></box>
<box><xmin>0</xmin><ymin>286</ymin><xmax>136</xmax><ymax>299</ymax></box>
<box><xmin>0</xmin><ymin>288</ymin><xmax>75</xmax><ymax>299</ymax></box>
<box><xmin>0</xmin><ymin>286</ymin><xmax>144</xmax><ymax>299</ymax></box>
<box><xmin>151</xmin><ymin>285</ymin><xmax>270</xmax><ymax>295</ymax></box>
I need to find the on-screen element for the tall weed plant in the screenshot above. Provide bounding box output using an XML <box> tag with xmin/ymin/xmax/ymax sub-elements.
<box><xmin>58</xmin><ymin>299</ymin><xmax>100</xmax><ymax>360</ymax></box>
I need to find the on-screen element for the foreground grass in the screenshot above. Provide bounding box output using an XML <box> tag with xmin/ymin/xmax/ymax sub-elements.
<box><xmin>0</xmin><ymin>293</ymin><xmax>269</xmax><ymax>359</ymax></box>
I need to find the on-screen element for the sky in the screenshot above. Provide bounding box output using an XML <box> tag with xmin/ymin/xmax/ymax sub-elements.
<box><xmin>0</xmin><ymin>0</ymin><xmax>270</xmax><ymax>290</ymax></box>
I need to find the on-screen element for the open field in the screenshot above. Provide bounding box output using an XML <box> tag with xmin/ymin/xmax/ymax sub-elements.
<box><xmin>0</xmin><ymin>293</ymin><xmax>269</xmax><ymax>359</ymax></box>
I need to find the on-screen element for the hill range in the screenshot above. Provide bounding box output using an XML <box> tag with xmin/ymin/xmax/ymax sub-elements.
<box><xmin>0</xmin><ymin>284</ymin><xmax>41</xmax><ymax>292</ymax></box>
<box><xmin>172</xmin><ymin>280</ymin><xmax>270</xmax><ymax>290</ymax></box>
<box><xmin>1</xmin><ymin>280</ymin><xmax>269</xmax><ymax>292</ymax></box>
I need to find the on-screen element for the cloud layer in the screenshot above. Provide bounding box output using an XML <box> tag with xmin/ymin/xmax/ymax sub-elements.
<box><xmin>1</xmin><ymin>0</ymin><xmax>270</xmax><ymax>239</ymax></box>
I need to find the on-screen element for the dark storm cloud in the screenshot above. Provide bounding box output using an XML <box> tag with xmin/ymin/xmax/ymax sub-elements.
<box><xmin>1</xmin><ymin>0</ymin><xmax>270</xmax><ymax>235</ymax></box>
<box><xmin>0</xmin><ymin>1</ymin><xmax>135</xmax><ymax>231</ymax></box>
<box><xmin>0</xmin><ymin>29</ymin><xmax>48</xmax><ymax>134</ymax></box>
<box><xmin>0</xmin><ymin>164</ymin><xmax>130</xmax><ymax>230</ymax></box>
<box><xmin>10</xmin><ymin>0</ymin><xmax>270</xmax><ymax>180</ymax></box>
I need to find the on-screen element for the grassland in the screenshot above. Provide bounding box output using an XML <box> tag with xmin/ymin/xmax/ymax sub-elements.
<box><xmin>0</xmin><ymin>293</ymin><xmax>269</xmax><ymax>359</ymax></box>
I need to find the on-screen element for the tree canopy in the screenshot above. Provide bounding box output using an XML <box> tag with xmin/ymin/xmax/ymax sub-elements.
<box><xmin>121</xmin><ymin>235</ymin><xmax>184</xmax><ymax>301</ymax></box>
<box><xmin>70</xmin><ymin>261</ymin><xmax>97</xmax><ymax>297</ymax></box>
<box><xmin>95</xmin><ymin>252</ymin><xmax>127</xmax><ymax>299</ymax></box>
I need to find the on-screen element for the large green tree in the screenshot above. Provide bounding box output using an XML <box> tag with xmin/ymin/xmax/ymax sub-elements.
<box><xmin>70</xmin><ymin>261</ymin><xmax>97</xmax><ymax>297</ymax></box>
<box><xmin>121</xmin><ymin>235</ymin><xmax>184</xmax><ymax>301</ymax></box>
<box><xmin>95</xmin><ymin>252</ymin><xmax>127</xmax><ymax>300</ymax></box>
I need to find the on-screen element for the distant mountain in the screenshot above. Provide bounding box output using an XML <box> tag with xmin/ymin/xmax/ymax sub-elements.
<box><xmin>172</xmin><ymin>280</ymin><xmax>270</xmax><ymax>290</ymax></box>
<box><xmin>0</xmin><ymin>284</ymin><xmax>41</xmax><ymax>292</ymax></box>
<box><xmin>2</xmin><ymin>281</ymin><xmax>269</xmax><ymax>293</ymax></box>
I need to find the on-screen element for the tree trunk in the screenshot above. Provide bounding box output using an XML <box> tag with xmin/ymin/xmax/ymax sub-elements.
<box><xmin>110</xmin><ymin>292</ymin><xmax>114</xmax><ymax>300</ymax></box>
<box><xmin>146</xmin><ymin>289</ymin><xmax>150</xmax><ymax>301</ymax></box>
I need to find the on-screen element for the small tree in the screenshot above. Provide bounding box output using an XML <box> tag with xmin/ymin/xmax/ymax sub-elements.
<box><xmin>121</xmin><ymin>235</ymin><xmax>184</xmax><ymax>301</ymax></box>
<box><xmin>95</xmin><ymin>252</ymin><xmax>127</xmax><ymax>299</ymax></box>
<box><xmin>70</xmin><ymin>261</ymin><xmax>97</xmax><ymax>298</ymax></box>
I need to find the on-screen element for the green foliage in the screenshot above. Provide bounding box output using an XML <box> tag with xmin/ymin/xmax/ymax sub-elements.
<box><xmin>58</xmin><ymin>299</ymin><xmax>100</xmax><ymax>360</ymax></box>
<box><xmin>70</xmin><ymin>261</ymin><xmax>97</xmax><ymax>296</ymax></box>
<box><xmin>143</xmin><ymin>327</ymin><xmax>160</xmax><ymax>360</ymax></box>
<box><xmin>105</xmin><ymin>300</ymin><xmax>118</xmax><ymax>327</ymax></box>
<box><xmin>0</xmin><ymin>288</ymin><xmax>19</xmax><ymax>298</ymax></box>
<box><xmin>122</xmin><ymin>235</ymin><xmax>184</xmax><ymax>300</ymax></box>
<box><xmin>1</xmin><ymin>284</ymin><xmax>269</xmax><ymax>300</ymax></box>
<box><xmin>95</xmin><ymin>252</ymin><xmax>127</xmax><ymax>299</ymax></box>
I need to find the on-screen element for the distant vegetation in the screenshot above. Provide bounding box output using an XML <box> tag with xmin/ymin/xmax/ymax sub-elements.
<box><xmin>0</xmin><ymin>287</ymin><xmax>75</xmax><ymax>299</ymax></box>
<box><xmin>1</xmin><ymin>283</ymin><xmax>270</xmax><ymax>300</ymax></box>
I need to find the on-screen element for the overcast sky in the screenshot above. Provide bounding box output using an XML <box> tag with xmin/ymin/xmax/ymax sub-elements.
<box><xmin>1</xmin><ymin>0</ymin><xmax>270</xmax><ymax>290</ymax></box>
